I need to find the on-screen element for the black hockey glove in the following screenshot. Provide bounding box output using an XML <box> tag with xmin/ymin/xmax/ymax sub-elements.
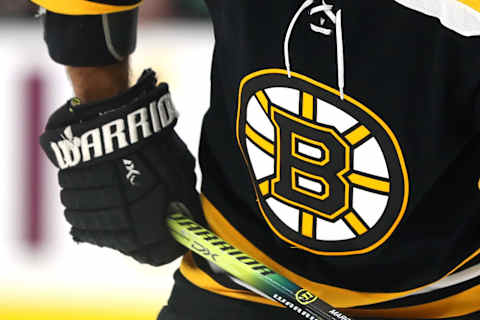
<box><xmin>40</xmin><ymin>69</ymin><xmax>201</xmax><ymax>266</ymax></box>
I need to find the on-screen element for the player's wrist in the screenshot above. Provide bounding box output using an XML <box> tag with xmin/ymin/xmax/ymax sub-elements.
<box><xmin>67</xmin><ymin>59</ymin><xmax>130</xmax><ymax>103</ymax></box>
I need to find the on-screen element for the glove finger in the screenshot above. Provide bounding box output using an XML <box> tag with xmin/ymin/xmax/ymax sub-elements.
<box><xmin>128</xmin><ymin>183</ymin><xmax>169</xmax><ymax>245</ymax></box>
<box><xmin>69</xmin><ymin>184</ymin><xmax>174</xmax><ymax>256</ymax></box>
<box><xmin>71</xmin><ymin>227</ymin><xmax>137</xmax><ymax>252</ymax></box>
<box><xmin>61</xmin><ymin>166</ymin><xmax>163</xmax><ymax>211</ymax></box>
<box><xmin>59</xmin><ymin>163</ymin><xmax>116</xmax><ymax>189</ymax></box>
<box><xmin>61</xmin><ymin>187</ymin><xmax>122</xmax><ymax>210</ymax></box>
<box><xmin>60</xmin><ymin>152</ymin><xmax>158</xmax><ymax>195</ymax></box>
<box><xmin>65</xmin><ymin>207</ymin><xmax>129</xmax><ymax>231</ymax></box>
<box><xmin>129</xmin><ymin>240</ymin><xmax>187</xmax><ymax>266</ymax></box>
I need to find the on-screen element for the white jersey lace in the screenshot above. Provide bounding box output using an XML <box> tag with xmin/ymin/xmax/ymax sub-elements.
<box><xmin>284</xmin><ymin>0</ymin><xmax>345</xmax><ymax>100</ymax></box>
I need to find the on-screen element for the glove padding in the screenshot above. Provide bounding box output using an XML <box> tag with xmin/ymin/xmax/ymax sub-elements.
<box><xmin>40</xmin><ymin>69</ymin><xmax>201</xmax><ymax>266</ymax></box>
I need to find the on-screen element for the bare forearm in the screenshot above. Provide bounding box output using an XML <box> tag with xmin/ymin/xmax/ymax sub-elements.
<box><xmin>66</xmin><ymin>59</ymin><xmax>130</xmax><ymax>103</ymax></box>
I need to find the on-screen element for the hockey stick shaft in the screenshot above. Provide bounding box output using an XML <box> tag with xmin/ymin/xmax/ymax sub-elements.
<box><xmin>167</xmin><ymin>212</ymin><xmax>355</xmax><ymax>320</ymax></box>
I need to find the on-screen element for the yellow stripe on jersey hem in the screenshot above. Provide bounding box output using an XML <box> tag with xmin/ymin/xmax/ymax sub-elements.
<box><xmin>31</xmin><ymin>0</ymin><xmax>142</xmax><ymax>15</ymax></box>
<box><xmin>196</xmin><ymin>194</ymin><xmax>480</xmax><ymax>317</ymax></box>
<box><xmin>342</xmin><ymin>285</ymin><xmax>480</xmax><ymax>319</ymax></box>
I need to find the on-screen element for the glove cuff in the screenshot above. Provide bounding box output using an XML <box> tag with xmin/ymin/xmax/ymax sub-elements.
<box><xmin>40</xmin><ymin>70</ymin><xmax>179</xmax><ymax>169</ymax></box>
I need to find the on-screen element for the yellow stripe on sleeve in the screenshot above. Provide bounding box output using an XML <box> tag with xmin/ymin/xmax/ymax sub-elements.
<box><xmin>458</xmin><ymin>0</ymin><xmax>480</xmax><ymax>13</ymax></box>
<box><xmin>31</xmin><ymin>0</ymin><xmax>142</xmax><ymax>15</ymax></box>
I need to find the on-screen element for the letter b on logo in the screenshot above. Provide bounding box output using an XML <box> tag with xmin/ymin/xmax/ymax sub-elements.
<box><xmin>271</xmin><ymin>107</ymin><xmax>351</xmax><ymax>220</ymax></box>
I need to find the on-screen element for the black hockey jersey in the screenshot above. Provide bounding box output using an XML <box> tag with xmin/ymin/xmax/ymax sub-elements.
<box><xmin>34</xmin><ymin>0</ymin><xmax>480</xmax><ymax>318</ymax></box>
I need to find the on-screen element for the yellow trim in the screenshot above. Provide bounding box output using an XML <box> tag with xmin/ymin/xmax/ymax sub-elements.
<box><xmin>302</xmin><ymin>92</ymin><xmax>314</xmax><ymax>120</ymax></box>
<box><xmin>343</xmin><ymin>284</ymin><xmax>480</xmax><ymax>319</ymax></box>
<box><xmin>344</xmin><ymin>212</ymin><xmax>368</xmax><ymax>235</ymax></box>
<box><xmin>259</xmin><ymin>180</ymin><xmax>270</xmax><ymax>196</ymax></box>
<box><xmin>348</xmin><ymin>173</ymin><xmax>390</xmax><ymax>193</ymax></box>
<box><xmin>31</xmin><ymin>0</ymin><xmax>141</xmax><ymax>15</ymax></box>
<box><xmin>344</xmin><ymin>125</ymin><xmax>371</xmax><ymax>146</ymax></box>
<box><xmin>236</xmin><ymin>69</ymin><xmax>410</xmax><ymax>256</ymax></box>
<box><xmin>245</xmin><ymin>124</ymin><xmax>274</xmax><ymax>155</ymax></box>
<box><xmin>457</xmin><ymin>0</ymin><xmax>480</xmax><ymax>13</ymax></box>
<box><xmin>179</xmin><ymin>252</ymin><xmax>282</xmax><ymax>307</ymax></box>
<box><xmin>255</xmin><ymin>91</ymin><xmax>270</xmax><ymax>114</ymax></box>
<box><xmin>199</xmin><ymin>194</ymin><xmax>480</xmax><ymax>313</ymax></box>
<box><xmin>301</xmin><ymin>212</ymin><xmax>314</xmax><ymax>238</ymax></box>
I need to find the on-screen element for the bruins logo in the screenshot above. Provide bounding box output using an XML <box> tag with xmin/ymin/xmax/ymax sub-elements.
<box><xmin>236</xmin><ymin>69</ymin><xmax>409</xmax><ymax>256</ymax></box>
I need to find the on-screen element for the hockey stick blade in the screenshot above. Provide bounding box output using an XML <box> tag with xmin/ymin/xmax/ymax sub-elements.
<box><xmin>167</xmin><ymin>212</ymin><xmax>356</xmax><ymax>320</ymax></box>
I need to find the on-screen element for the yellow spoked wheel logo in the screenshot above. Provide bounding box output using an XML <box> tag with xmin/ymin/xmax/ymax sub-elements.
<box><xmin>236</xmin><ymin>69</ymin><xmax>409</xmax><ymax>256</ymax></box>
<box><xmin>295</xmin><ymin>289</ymin><xmax>318</xmax><ymax>305</ymax></box>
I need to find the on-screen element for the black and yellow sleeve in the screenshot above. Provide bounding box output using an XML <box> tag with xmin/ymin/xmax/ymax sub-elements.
<box><xmin>33</xmin><ymin>0</ymin><xmax>141</xmax><ymax>66</ymax></box>
<box><xmin>31</xmin><ymin>0</ymin><xmax>142</xmax><ymax>15</ymax></box>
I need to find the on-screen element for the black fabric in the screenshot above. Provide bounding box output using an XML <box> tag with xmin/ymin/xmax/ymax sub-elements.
<box><xmin>158</xmin><ymin>271</ymin><xmax>480</xmax><ymax>320</ymax></box>
<box><xmin>40</xmin><ymin>70</ymin><xmax>202</xmax><ymax>266</ymax></box>
<box><xmin>354</xmin><ymin>276</ymin><xmax>480</xmax><ymax>309</ymax></box>
<box><xmin>158</xmin><ymin>271</ymin><xmax>295</xmax><ymax>320</ymax></box>
<box><xmin>197</xmin><ymin>0</ymin><xmax>480</xmax><ymax>293</ymax></box>
<box><xmin>44</xmin><ymin>9</ymin><xmax>138</xmax><ymax>66</ymax></box>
